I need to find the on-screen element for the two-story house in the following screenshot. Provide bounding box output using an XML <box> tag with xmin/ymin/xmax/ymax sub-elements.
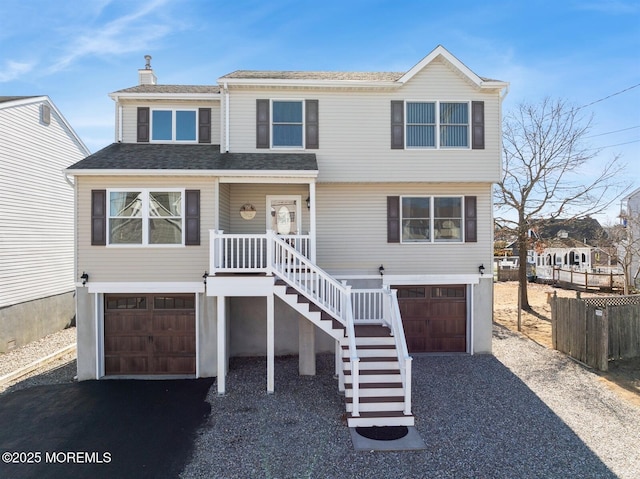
<box><xmin>67</xmin><ymin>46</ymin><xmax>508</xmax><ymax>427</ymax></box>
<box><xmin>0</xmin><ymin>96</ymin><xmax>89</xmax><ymax>352</ymax></box>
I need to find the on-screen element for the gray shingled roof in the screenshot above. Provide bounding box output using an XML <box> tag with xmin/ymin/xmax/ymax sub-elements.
<box><xmin>219</xmin><ymin>71</ymin><xmax>404</xmax><ymax>81</ymax></box>
<box><xmin>113</xmin><ymin>85</ymin><xmax>220</xmax><ymax>94</ymax></box>
<box><xmin>0</xmin><ymin>96</ymin><xmax>39</xmax><ymax>104</ymax></box>
<box><xmin>67</xmin><ymin>143</ymin><xmax>317</xmax><ymax>172</ymax></box>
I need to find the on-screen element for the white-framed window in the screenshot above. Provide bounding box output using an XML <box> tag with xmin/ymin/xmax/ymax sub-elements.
<box><xmin>151</xmin><ymin>109</ymin><xmax>197</xmax><ymax>142</ymax></box>
<box><xmin>401</xmin><ymin>196</ymin><xmax>463</xmax><ymax>243</ymax></box>
<box><xmin>272</xmin><ymin>100</ymin><xmax>304</xmax><ymax>148</ymax></box>
<box><xmin>108</xmin><ymin>189</ymin><xmax>184</xmax><ymax>246</ymax></box>
<box><xmin>406</xmin><ymin>101</ymin><xmax>469</xmax><ymax>148</ymax></box>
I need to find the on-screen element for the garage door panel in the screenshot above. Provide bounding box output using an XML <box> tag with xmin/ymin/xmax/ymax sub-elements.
<box><xmin>154</xmin><ymin>357</ymin><xmax>197</xmax><ymax>375</ymax></box>
<box><xmin>104</xmin><ymin>294</ymin><xmax>196</xmax><ymax>376</ymax></box>
<box><xmin>105</xmin><ymin>336</ymin><xmax>148</xmax><ymax>354</ymax></box>
<box><xmin>394</xmin><ymin>285</ymin><xmax>467</xmax><ymax>353</ymax></box>
<box><xmin>429</xmin><ymin>318</ymin><xmax>466</xmax><ymax>336</ymax></box>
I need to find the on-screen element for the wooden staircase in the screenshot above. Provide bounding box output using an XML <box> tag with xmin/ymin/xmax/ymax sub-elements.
<box><xmin>273</xmin><ymin>279</ymin><xmax>415</xmax><ymax>427</ymax></box>
<box><xmin>343</xmin><ymin>325</ymin><xmax>414</xmax><ymax>426</ymax></box>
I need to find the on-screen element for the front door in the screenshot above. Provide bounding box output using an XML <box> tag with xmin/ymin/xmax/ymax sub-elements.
<box><xmin>267</xmin><ymin>196</ymin><xmax>301</xmax><ymax>235</ymax></box>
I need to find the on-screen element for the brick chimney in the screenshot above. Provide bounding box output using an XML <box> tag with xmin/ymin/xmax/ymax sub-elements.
<box><xmin>138</xmin><ymin>54</ymin><xmax>157</xmax><ymax>85</ymax></box>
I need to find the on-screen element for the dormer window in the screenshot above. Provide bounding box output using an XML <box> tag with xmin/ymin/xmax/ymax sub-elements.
<box><xmin>151</xmin><ymin>109</ymin><xmax>197</xmax><ymax>142</ymax></box>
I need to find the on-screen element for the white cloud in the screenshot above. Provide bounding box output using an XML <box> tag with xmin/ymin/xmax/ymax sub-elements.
<box><xmin>46</xmin><ymin>0</ymin><xmax>175</xmax><ymax>74</ymax></box>
<box><xmin>0</xmin><ymin>60</ymin><xmax>34</xmax><ymax>82</ymax></box>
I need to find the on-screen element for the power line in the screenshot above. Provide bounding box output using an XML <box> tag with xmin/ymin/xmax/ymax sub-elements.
<box><xmin>587</xmin><ymin>139</ymin><xmax>640</xmax><ymax>151</ymax></box>
<box><xmin>575</xmin><ymin>83</ymin><xmax>640</xmax><ymax>110</ymax></box>
<box><xmin>585</xmin><ymin>125</ymin><xmax>640</xmax><ymax>139</ymax></box>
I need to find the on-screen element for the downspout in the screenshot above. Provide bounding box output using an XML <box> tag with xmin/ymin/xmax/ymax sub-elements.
<box><xmin>224</xmin><ymin>82</ymin><xmax>230</xmax><ymax>152</ymax></box>
<box><xmin>118</xmin><ymin>103</ymin><xmax>123</xmax><ymax>142</ymax></box>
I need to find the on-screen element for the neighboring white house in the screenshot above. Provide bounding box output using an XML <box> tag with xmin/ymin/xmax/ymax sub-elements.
<box><xmin>0</xmin><ymin>96</ymin><xmax>90</xmax><ymax>352</ymax></box>
<box><xmin>66</xmin><ymin>46</ymin><xmax>508</xmax><ymax>427</ymax></box>
<box><xmin>621</xmin><ymin>187</ymin><xmax>640</xmax><ymax>290</ymax></box>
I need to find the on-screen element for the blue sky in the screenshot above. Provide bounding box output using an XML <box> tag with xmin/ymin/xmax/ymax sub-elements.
<box><xmin>1</xmin><ymin>0</ymin><xmax>639</xmax><ymax>222</ymax></box>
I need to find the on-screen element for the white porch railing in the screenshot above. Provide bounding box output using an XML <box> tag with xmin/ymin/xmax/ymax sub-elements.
<box><xmin>209</xmin><ymin>230</ymin><xmax>310</xmax><ymax>274</ymax></box>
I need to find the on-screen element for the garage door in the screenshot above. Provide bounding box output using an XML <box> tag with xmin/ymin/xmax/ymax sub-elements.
<box><xmin>104</xmin><ymin>294</ymin><xmax>196</xmax><ymax>375</ymax></box>
<box><xmin>394</xmin><ymin>285</ymin><xmax>467</xmax><ymax>353</ymax></box>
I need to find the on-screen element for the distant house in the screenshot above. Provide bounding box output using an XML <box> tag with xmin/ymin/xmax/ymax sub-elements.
<box><xmin>67</xmin><ymin>46</ymin><xmax>508</xmax><ymax>427</ymax></box>
<box><xmin>0</xmin><ymin>96</ymin><xmax>90</xmax><ymax>352</ymax></box>
<box><xmin>621</xmin><ymin>187</ymin><xmax>640</xmax><ymax>289</ymax></box>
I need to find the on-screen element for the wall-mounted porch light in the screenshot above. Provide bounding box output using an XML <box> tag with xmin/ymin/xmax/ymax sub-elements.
<box><xmin>306</xmin><ymin>196</ymin><xmax>311</xmax><ymax>209</ymax></box>
<box><xmin>379</xmin><ymin>265</ymin><xmax>385</xmax><ymax>276</ymax></box>
<box><xmin>203</xmin><ymin>271</ymin><xmax>209</xmax><ymax>284</ymax></box>
<box><xmin>81</xmin><ymin>272</ymin><xmax>89</xmax><ymax>285</ymax></box>
<box><xmin>478</xmin><ymin>264</ymin><xmax>485</xmax><ymax>276</ymax></box>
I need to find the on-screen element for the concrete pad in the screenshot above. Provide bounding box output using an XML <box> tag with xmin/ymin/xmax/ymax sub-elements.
<box><xmin>349</xmin><ymin>426</ymin><xmax>426</xmax><ymax>451</ymax></box>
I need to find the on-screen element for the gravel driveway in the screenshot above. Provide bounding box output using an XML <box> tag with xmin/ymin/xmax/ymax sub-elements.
<box><xmin>181</xmin><ymin>324</ymin><xmax>640</xmax><ymax>479</ymax></box>
<box><xmin>2</xmin><ymin>325</ymin><xmax>639</xmax><ymax>478</ymax></box>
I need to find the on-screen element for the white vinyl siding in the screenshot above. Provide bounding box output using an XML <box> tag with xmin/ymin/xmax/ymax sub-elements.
<box><xmin>119</xmin><ymin>100</ymin><xmax>221</xmax><ymax>145</ymax></box>
<box><xmin>0</xmin><ymin>99</ymin><xmax>88</xmax><ymax>308</ymax></box>
<box><xmin>224</xmin><ymin>58</ymin><xmax>502</xmax><ymax>183</ymax></box>
<box><xmin>315</xmin><ymin>182</ymin><xmax>493</xmax><ymax>276</ymax></box>
<box><xmin>77</xmin><ymin>176</ymin><xmax>214</xmax><ymax>282</ymax></box>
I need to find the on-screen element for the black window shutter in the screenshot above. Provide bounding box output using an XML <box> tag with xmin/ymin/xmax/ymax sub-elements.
<box><xmin>305</xmin><ymin>100</ymin><xmax>319</xmax><ymax>149</ymax></box>
<box><xmin>465</xmin><ymin>196</ymin><xmax>477</xmax><ymax>242</ymax></box>
<box><xmin>137</xmin><ymin>107</ymin><xmax>150</xmax><ymax>143</ymax></box>
<box><xmin>198</xmin><ymin>108</ymin><xmax>211</xmax><ymax>144</ymax></box>
<box><xmin>91</xmin><ymin>190</ymin><xmax>106</xmax><ymax>246</ymax></box>
<box><xmin>256</xmin><ymin>99</ymin><xmax>270</xmax><ymax>148</ymax></box>
<box><xmin>471</xmin><ymin>101</ymin><xmax>484</xmax><ymax>150</ymax></box>
<box><xmin>185</xmin><ymin>190</ymin><xmax>200</xmax><ymax>245</ymax></box>
<box><xmin>387</xmin><ymin>196</ymin><xmax>400</xmax><ymax>243</ymax></box>
<box><xmin>390</xmin><ymin>101</ymin><xmax>404</xmax><ymax>149</ymax></box>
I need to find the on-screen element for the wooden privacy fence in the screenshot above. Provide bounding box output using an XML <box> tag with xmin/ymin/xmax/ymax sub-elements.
<box><xmin>551</xmin><ymin>295</ymin><xmax>640</xmax><ymax>371</ymax></box>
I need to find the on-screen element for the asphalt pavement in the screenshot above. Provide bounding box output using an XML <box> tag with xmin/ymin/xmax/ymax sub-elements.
<box><xmin>0</xmin><ymin>378</ymin><xmax>213</xmax><ymax>479</ymax></box>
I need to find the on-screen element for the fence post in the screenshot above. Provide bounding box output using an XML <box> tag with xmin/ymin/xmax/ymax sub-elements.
<box><xmin>597</xmin><ymin>307</ymin><xmax>609</xmax><ymax>372</ymax></box>
<box><xmin>551</xmin><ymin>292</ymin><xmax>557</xmax><ymax>349</ymax></box>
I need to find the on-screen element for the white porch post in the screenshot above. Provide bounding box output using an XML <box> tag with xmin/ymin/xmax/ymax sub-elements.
<box><xmin>309</xmin><ymin>180</ymin><xmax>316</xmax><ymax>263</ymax></box>
<box><xmin>298</xmin><ymin>317</ymin><xmax>316</xmax><ymax>376</ymax></box>
<box><xmin>267</xmin><ymin>293</ymin><xmax>275</xmax><ymax>393</ymax></box>
<box><xmin>217</xmin><ymin>296</ymin><xmax>226</xmax><ymax>395</ymax></box>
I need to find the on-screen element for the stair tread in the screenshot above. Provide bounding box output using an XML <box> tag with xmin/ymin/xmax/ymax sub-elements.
<box><xmin>344</xmin><ymin>369</ymin><xmax>401</xmax><ymax>375</ymax></box>
<box><xmin>346</xmin><ymin>411</ymin><xmax>412</xmax><ymax>418</ymax></box>
<box><xmin>344</xmin><ymin>382</ymin><xmax>402</xmax><ymax>389</ymax></box>
<box><xmin>345</xmin><ymin>396</ymin><xmax>405</xmax><ymax>403</ymax></box>
<box><xmin>342</xmin><ymin>356</ymin><xmax>398</xmax><ymax>362</ymax></box>
<box><xmin>342</xmin><ymin>344</ymin><xmax>395</xmax><ymax>350</ymax></box>
<box><xmin>354</xmin><ymin>325</ymin><xmax>392</xmax><ymax>337</ymax></box>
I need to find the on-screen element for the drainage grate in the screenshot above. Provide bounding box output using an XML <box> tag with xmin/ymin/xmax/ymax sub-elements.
<box><xmin>355</xmin><ymin>426</ymin><xmax>409</xmax><ymax>441</ymax></box>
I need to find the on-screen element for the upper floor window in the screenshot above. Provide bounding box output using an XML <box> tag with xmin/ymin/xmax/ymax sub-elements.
<box><xmin>273</xmin><ymin>101</ymin><xmax>303</xmax><ymax>148</ymax></box>
<box><xmin>405</xmin><ymin>102</ymin><xmax>468</xmax><ymax>148</ymax></box>
<box><xmin>151</xmin><ymin>109</ymin><xmax>197</xmax><ymax>142</ymax></box>
<box><xmin>108</xmin><ymin>189</ymin><xmax>183</xmax><ymax>245</ymax></box>
<box><xmin>392</xmin><ymin>101</ymin><xmax>482</xmax><ymax>150</ymax></box>
<box><xmin>439</xmin><ymin>103</ymin><xmax>468</xmax><ymax>148</ymax></box>
<box><xmin>256</xmin><ymin>99</ymin><xmax>319</xmax><ymax>149</ymax></box>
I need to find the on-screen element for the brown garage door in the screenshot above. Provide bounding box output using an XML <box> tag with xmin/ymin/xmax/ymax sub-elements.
<box><xmin>104</xmin><ymin>294</ymin><xmax>196</xmax><ymax>375</ymax></box>
<box><xmin>394</xmin><ymin>285</ymin><xmax>467</xmax><ymax>353</ymax></box>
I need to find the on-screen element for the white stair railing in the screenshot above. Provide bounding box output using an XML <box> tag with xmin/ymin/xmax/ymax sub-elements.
<box><xmin>383</xmin><ymin>287</ymin><xmax>412</xmax><ymax>415</ymax></box>
<box><xmin>269</xmin><ymin>231</ymin><xmax>360</xmax><ymax>416</ymax></box>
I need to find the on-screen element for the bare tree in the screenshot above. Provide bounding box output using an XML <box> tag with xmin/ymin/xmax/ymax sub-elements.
<box><xmin>495</xmin><ymin>98</ymin><xmax>629</xmax><ymax>310</ymax></box>
<box><xmin>609</xmin><ymin>211</ymin><xmax>640</xmax><ymax>294</ymax></box>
